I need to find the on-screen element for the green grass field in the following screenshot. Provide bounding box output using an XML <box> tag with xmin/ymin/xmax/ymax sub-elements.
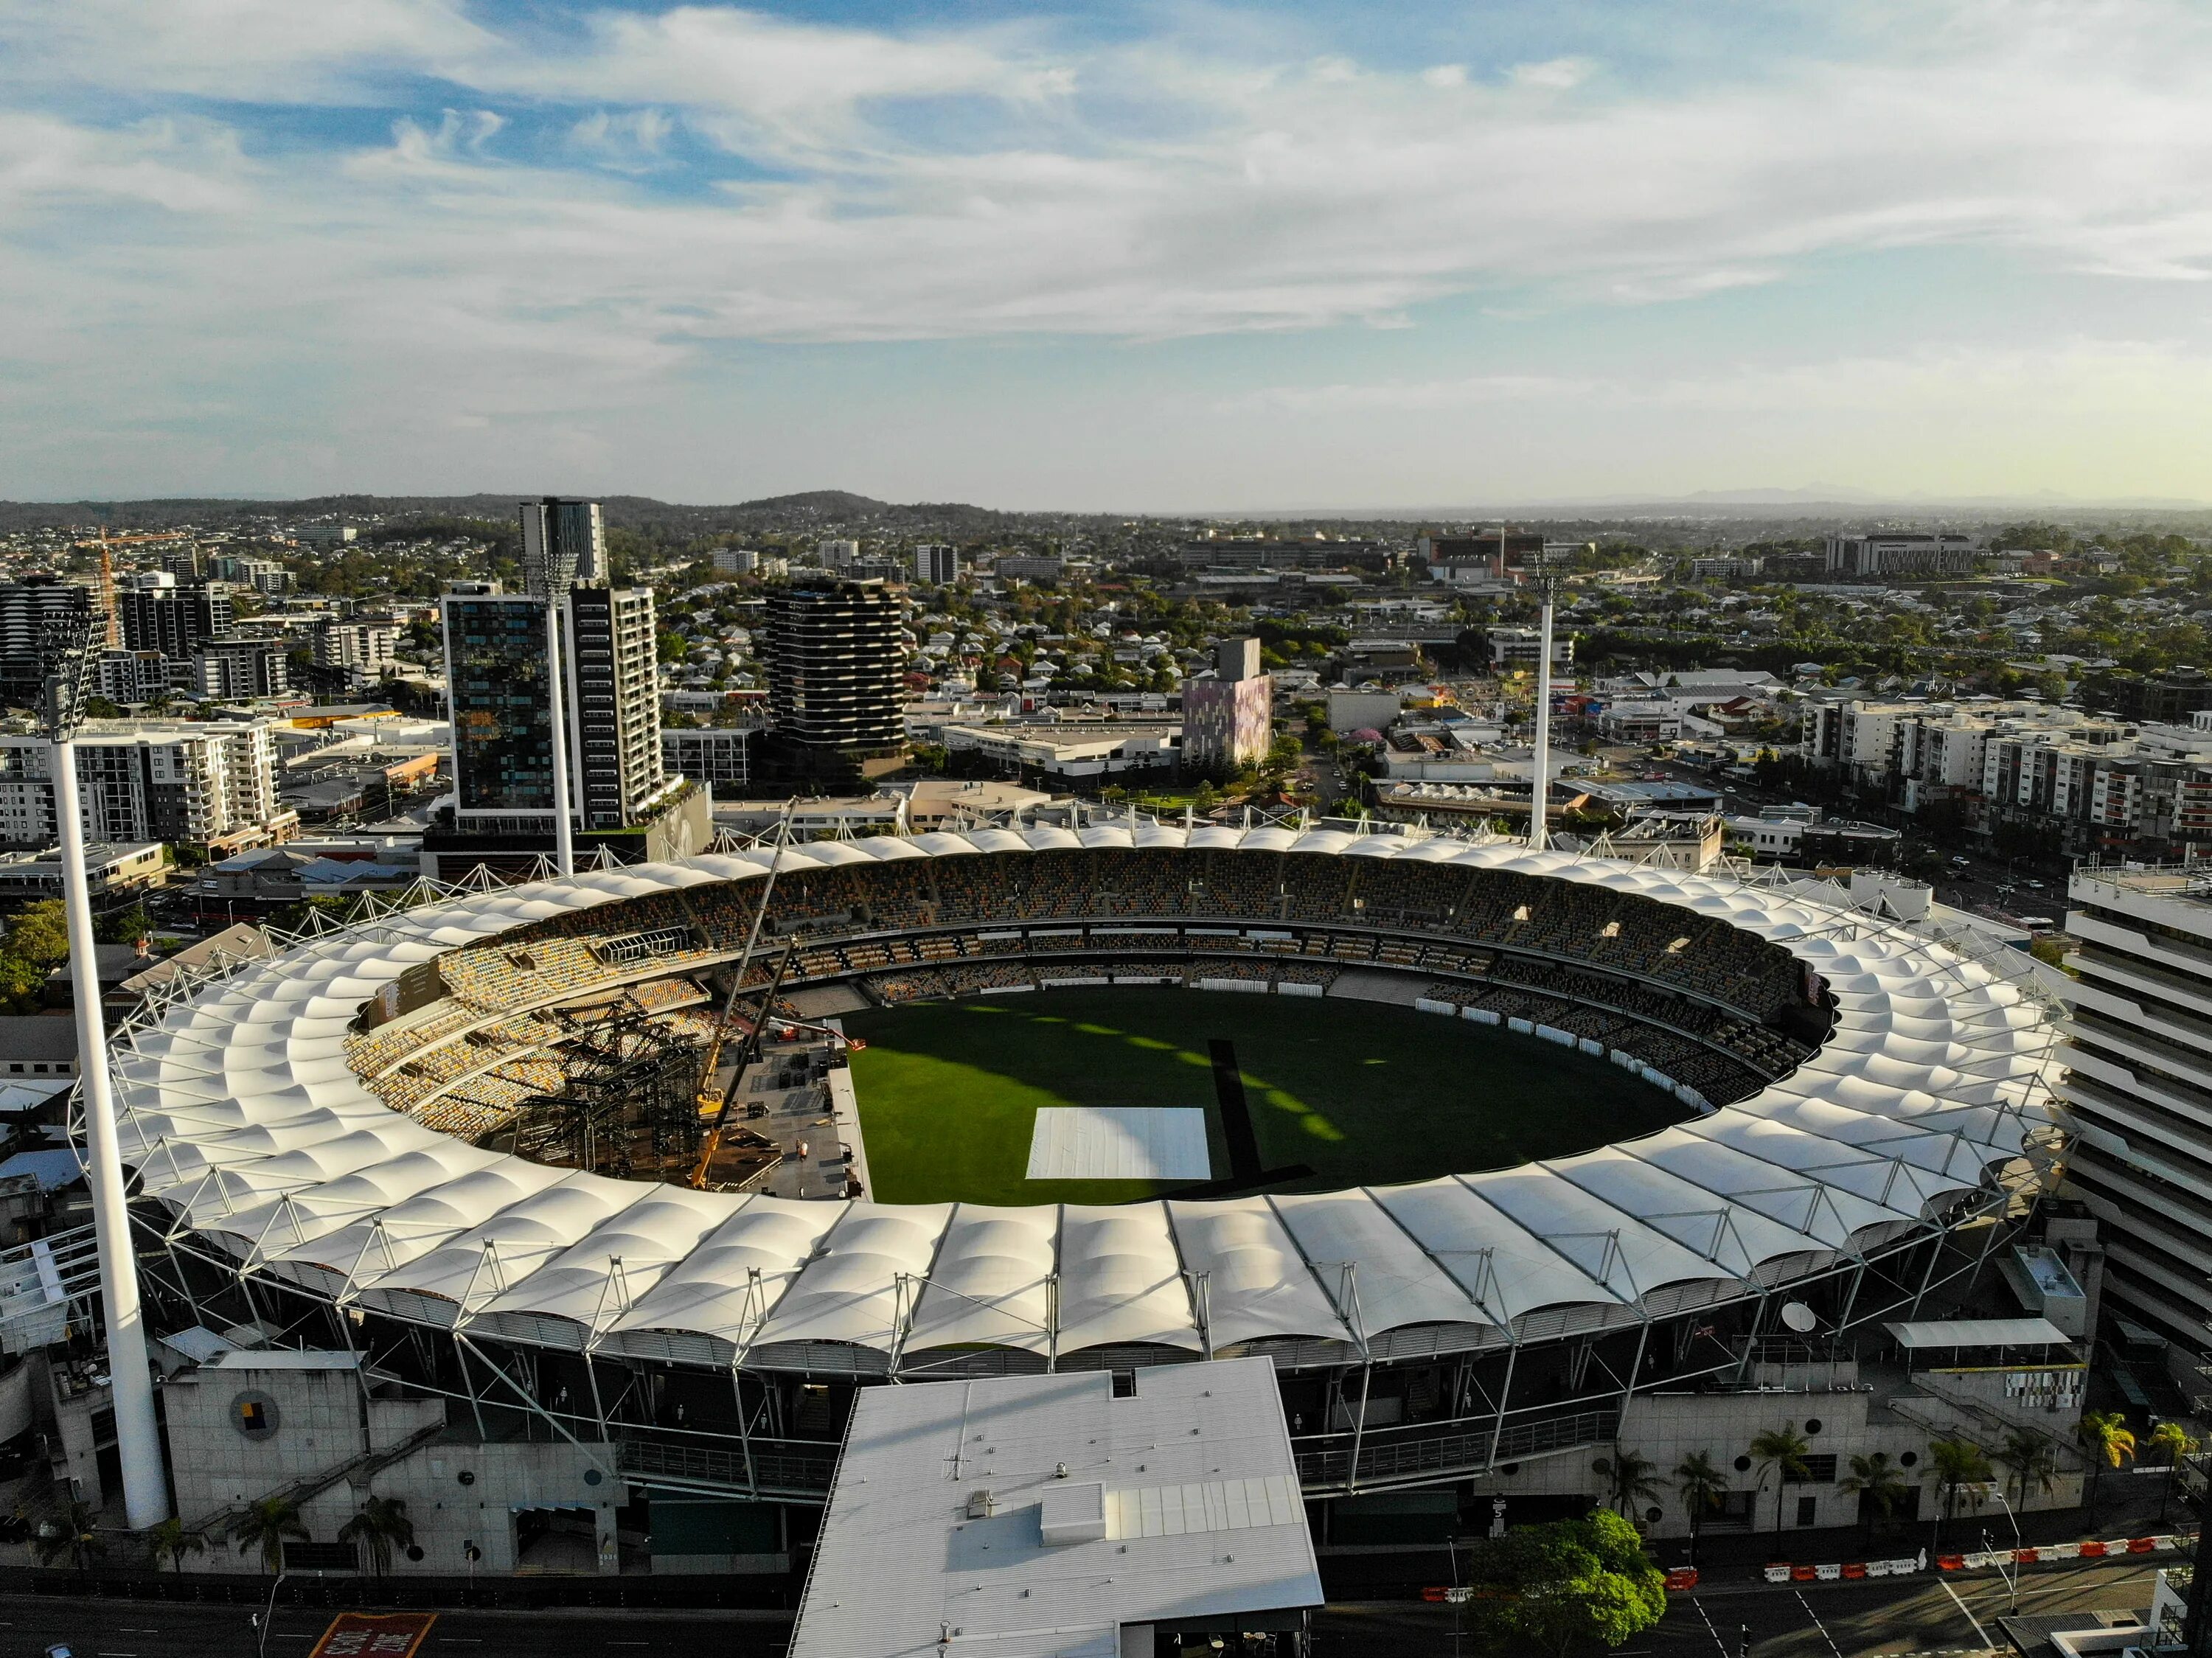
<box><xmin>843</xmin><ymin>988</ymin><xmax>1683</xmax><ymax>1206</ymax></box>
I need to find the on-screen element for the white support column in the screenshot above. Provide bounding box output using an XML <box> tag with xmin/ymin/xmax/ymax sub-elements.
<box><xmin>546</xmin><ymin>597</ymin><xmax>576</xmax><ymax>878</ymax></box>
<box><xmin>1526</xmin><ymin>580</ymin><xmax>1556</xmax><ymax>852</ymax></box>
<box><xmin>53</xmin><ymin>737</ymin><xmax>170</xmax><ymax>1528</ymax></box>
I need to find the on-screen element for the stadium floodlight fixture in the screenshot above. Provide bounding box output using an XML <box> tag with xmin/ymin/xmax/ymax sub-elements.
<box><xmin>35</xmin><ymin>603</ymin><xmax>173</xmax><ymax>1527</ymax></box>
<box><xmin>35</xmin><ymin>607</ymin><xmax>100</xmax><ymax>742</ymax></box>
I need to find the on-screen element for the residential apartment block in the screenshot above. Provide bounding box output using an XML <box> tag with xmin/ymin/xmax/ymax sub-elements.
<box><xmin>1801</xmin><ymin>697</ymin><xmax>2212</xmax><ymax>854</ymax></box>
<box><xmin>2061</xmin><ymin>865</ymin><xmax>2212</xmax><ymax>1360</ymax></box>
<box><xmin>0</xmin><ymin>720</ymin><xmax>290</xmax><ymax>852</ymax></box>
<box><xmin>313</xmin><ymin>621</ymin><xmax>400</xmax><ymax>689</ymax></box>
<box><xmin>1822</xmin><ymin>532</ymin><xmax>1977</xmax><ymax>578</ymax></box>
<box><xmin>565</xmin><ymin>585</ymin><xmax>669</xmax><ymax>830</ymax></box>
<box><xmin>661</xmin><ymin>725</ymin><xmax>754</xmax><ymax>796</ymax></box>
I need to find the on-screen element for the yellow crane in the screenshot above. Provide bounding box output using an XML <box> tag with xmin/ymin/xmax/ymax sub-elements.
<box><xmin>687</xmin><ymin>808</ymin><xmax>793</xmax><ymax>1190</ymax></box>
<box><xmin>688</xmin><ymin>938</ymin><xmax>796</xmax><ymax>1189</ymax></box>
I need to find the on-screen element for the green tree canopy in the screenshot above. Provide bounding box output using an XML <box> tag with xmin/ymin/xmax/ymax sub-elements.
<box><xmin>1460</xmin><ymin>1508</ymin><xmax>1666</xmax><ymax>1658</ymax></box>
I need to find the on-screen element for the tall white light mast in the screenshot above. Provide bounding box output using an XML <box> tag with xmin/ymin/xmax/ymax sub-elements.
<box><xmin>1526</xmin><ymin>569</ymin><xmax>1557</xmax><ymax>853</ymax></box>
<box><xmin>42</xmin><ymin>611</ymin><xmax>170</xmax><ymax>1527</ymax></box>
<box><xmin>522</xmin><ymin>502</ymin><xmax>580</xmax><ymax>877</ymax></box>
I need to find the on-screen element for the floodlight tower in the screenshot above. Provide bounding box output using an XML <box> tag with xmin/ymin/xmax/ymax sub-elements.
<box><xmin>41</xmin><ymin>611</ymin><xmax>170</xmax><ymax>1527</ymax></box>
<box><xmin>1526</xmin><ymin>574</ymin><xmax>1557</xmax><ymax>852</ymax></box>
<box><xmin>521</xmin><ymin>503</ymin><xmax>582</xmax><ymax>878</ymax></box>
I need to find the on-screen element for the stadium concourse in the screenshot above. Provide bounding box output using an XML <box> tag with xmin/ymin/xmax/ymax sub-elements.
<box><xmin>100</xmin><ymin>821</ymin><xmax>2070</xmax><ymax>1575</ymax></box>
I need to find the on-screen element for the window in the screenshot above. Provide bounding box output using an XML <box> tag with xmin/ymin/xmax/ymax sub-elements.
<box><xmin>1785</xmin><ymin>1455</ymin><xmax>1838</xmax><ymax>1484</ymax></box>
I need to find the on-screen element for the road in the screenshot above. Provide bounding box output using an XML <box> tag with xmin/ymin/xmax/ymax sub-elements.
<box><xmin>0</xmin><ymin>1598</ymin><xmax>793</xmax><ymax>1658</ymax></box>
<box><xmin>9</xmin><ymin>1561</ymin><xmax>2164</xmax><ymax>1658</ymax></box>
<box><xmin>1306</xmin><ymin>1558</ymin><xmax>2166</xmax><ymax>1657</ymax></box>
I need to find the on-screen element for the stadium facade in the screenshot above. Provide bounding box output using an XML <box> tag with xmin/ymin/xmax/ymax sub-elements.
<box><xmin>91</xmin><ymin>823</ymin><xmax>2075</xmax><ymax>1576</ymax></box>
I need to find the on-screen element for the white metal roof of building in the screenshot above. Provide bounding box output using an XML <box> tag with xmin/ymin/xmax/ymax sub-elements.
<box><xmin>790</xmin><ymin>1357</ymin><xmax>1321</xmax><ymax>1658</ymax></box>
<box><xmin>1882</xmin><ymin>1317</ymin><xmax>2074</xmax><ymax>1350</ymax></box>
<box><xmin>106</xmin><ymin>829</ymin><xmax>2065</xmax><ymax>1363</ymax></box>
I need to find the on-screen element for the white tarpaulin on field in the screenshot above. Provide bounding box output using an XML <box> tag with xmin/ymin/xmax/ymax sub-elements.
<box><xmin>1026</xmin><ymin>1107</ymin><xmax>1211</xmax><ymax>1180</ymax></box>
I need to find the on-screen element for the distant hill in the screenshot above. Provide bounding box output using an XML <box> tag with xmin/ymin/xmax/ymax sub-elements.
<box><xmin>0</xmin><ymin>490</ymin><xmax>1024</xmax><ymax>536</ymax></box>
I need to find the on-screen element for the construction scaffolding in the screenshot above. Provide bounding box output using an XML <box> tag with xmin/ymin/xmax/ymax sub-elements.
<box><xmin>504</xmin><ymin>992</ymin><xmax>707</xmax><ymax>1180</ymax></box>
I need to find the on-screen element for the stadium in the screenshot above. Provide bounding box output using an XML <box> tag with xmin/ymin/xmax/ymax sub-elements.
<box><xmin>106</xmin><ymin>821</ymin><xmax>2068</xmax><ymax>1570</ymax></box>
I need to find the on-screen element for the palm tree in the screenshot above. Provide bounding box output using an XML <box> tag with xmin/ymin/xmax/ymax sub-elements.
<box><xmin>1927</xmin><ymin>1438</ymin><xmax>1994</xmax><ymax>1553</ymax></box>
<box><xmin>1997</xmin><ymin>1428</ymin><xmax>2059</xmax><ymax>1516</ymax></box>
<box><xmin>1750</xmin><ymin>1427</ymin><xmax>1812</xmax><ymax>1547</ymax></box>
<box><xmin>2149</xmin><ymin>1421</ymin><xmax>2197</xmax><ymax>1523</ymax></box>
<box><xmin>1591</xmin><ymin>1446</ymin><xmax>1664</xmax><ymax>1523</ymax></box>
<box><xmin>1837</xmin><ymin>1452</ymin><xmax>1911</xmax><ymax>1549</ymax></box>
<box><xmin>338</xmin><ymin>1495</ymin><xmax>415</xmax><ymax>1577</ymax></box>
<box><xmin>31</xmin><ymin>1500</ymin><xmax>105</xmax><ymax>1575</ymax></box>
<box><xmin>1674</xmin><ymin>1452</ymin><xmax>1728</xmax><ymax>1566</ymax></box>
<box><xmin>231</xmin><ymin>1495</ymin><xmax>308</xmax><ymax>1575</ymax></box>
<box><xmin>145</xmin><ymin>1517</ymin><xmax>205</xmax><ymax>1575</ymax></box>
<box><xmin>2077</xmin><ymin>1411</ymin><xmax>2138</xmax><ymax>1526</ymax></box>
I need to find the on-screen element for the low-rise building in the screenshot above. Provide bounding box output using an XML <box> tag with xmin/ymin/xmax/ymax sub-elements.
<box><xmin>941</xmin><ymin>720</ymin><xmax>1183</xmax><ymax>783</ymax></box>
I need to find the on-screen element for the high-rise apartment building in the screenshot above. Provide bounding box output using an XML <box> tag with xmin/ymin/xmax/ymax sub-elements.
<box><xmin>712</xmin><ymin>547</ymin><xmax>760</xmax><ymax>577</ymax></box>
<box><xmin>2060</xmin><ymin>865</ymin><xmax>2212</xmax><ymax>1359</ymax></box>
<box><xmin>119</xmin><ymin>584</ymin><xmax>232</xmax><ymax>658</ymax></box>
<box><xmin>0</xmin><ymin>579</ymin><xmax>97</xmax><ymax>706</ymax></box>
<box><xmin>0</xmin><ymin>720</ymin><xmax>286</xmax><ymax>851</ymax></box>
<box><xmin>1180</xmin><ymin>636</ymin><xmax>1273</xmax><ymax>775</ymax></box>
<box><xmin>521</xmin><ymin>498</ymin><xmax>605</xmax><ymax>593</ymax></box>
<box><xmin>565</xmin><ymin>585</ymin><xmax>668</xmax><ymax>829</ymax></box>
<box><xmin>442</xmin><ymin>594</ymin><xmax>561</xmax><ymax>831</ymax></box>
<box><xmin>912</xmin><ymin>544</ymin><xmax>961</xmax><ymax>585</ymax></box>
<box><xmin>442</xmin><ymin>584</ymin><xmax>669</xmax><ymax>832</ymax></box>
<box><xmin>815</xmin><ymin>538</ymin><xmax>860</xmax><ymax>571</ymax></box>
<box><xmin>762</xmin><ymin>577</ymin><xmax>905</xmax><ymax>787</ymax></box>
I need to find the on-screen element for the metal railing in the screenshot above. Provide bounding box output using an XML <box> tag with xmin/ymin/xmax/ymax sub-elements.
<box><xmin>613</xmin><ymin>1430</ymin><xmax>837</xmax><ymax>1497</ymax></box>
<box><xmin>1294</xmin><ymin>1408</ymin><xmax>1618</xmax><ymax>1491</ymax></box>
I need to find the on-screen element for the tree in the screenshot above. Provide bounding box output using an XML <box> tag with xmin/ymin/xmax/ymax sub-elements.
<box><xmin>1750</xmin><ymin>1427</ymin><xmax>1812</xmax><ymax>1547</ymax></box>
<box><xmin>95</xmin><ymin>902</ymin><xmax>153</xmax><ymax>945</ymax></box>
<box><xmin>1591</xmin><ymin>1446</ymin><xmax>1664</xmax><ymax>1522</ymax></box>
<box><xmin>231</xmin><ymin>1494</ymin><xmax>309</xmax><ymax>1575</ymax></box>
<box><xmin>2149</xmin><ymin>1422</ymin><xmax>2197</xmax><ymax>1522</ymax></box>
<box><xmin>2077</xmin><ymin>1411</ymin><xmax>2138</xmax><ymax>1525</ymax></box>
<box><xmin>338</xmin><ymin>1494</ymin><xmax>415</xmax><ymax>1577</ymax></box>
<box><xmin>1459</xmin><ymin>1508</ymin><xmax>1666</xmax><ymax>1658</ymax></box>
<box><xmin>1672</xmin><ymin>1452</ymin><xmax>1727</xmax><ymax>1565</ymax></box>
<box><xmin>1997</xmin><ymin>1428</ymin><xmax>2059</xmax><ymax>1516</ymax></box>
<box><xmin>1927</xmin><ymin>1438</ymin><xmax>1993</xmax><ymax>1551</ymax></box>
<box><xmin>1837</xmin><ymin>1452</ymin><xmax>1910</xmax><ymax>1548</ymax></box>
<box><xmin>145</xmin><ymin>1517</ymin><xmax>205</xmax><ymax>1574</ymax></box>
<box><xmin>32</xmin><ymin>1499</ymin><xmax>106</xmax><ymax>1574</ymax></box>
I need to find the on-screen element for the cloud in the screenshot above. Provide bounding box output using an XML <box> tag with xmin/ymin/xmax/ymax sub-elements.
<box><xmin>6</xmin><ymin>1</ymin><xmax>2212</xmax><ymax>498</ymax></box>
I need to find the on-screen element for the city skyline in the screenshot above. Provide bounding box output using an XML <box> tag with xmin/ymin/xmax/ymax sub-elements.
<box><xmin>4</xmin><ymin>1</ymin><xmax>2211</xmax><ymax>509</ymax></box>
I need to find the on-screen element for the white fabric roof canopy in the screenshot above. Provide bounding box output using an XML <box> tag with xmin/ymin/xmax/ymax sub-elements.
<box><xmin>108</xmin><ymin>831</ymin><xmax>2062</xmax><ymax>1365</ymax></box>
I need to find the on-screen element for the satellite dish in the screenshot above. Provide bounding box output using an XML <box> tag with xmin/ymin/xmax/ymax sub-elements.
<box><xmin>1780</xmin><ymin>1302</ymin><xmax>1818</xmax><ymax>1334</ymax></box>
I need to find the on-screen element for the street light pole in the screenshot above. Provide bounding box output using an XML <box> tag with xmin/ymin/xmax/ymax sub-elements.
<box><xmin>42</xmin><ymin>616</ymin><xmax>170</xmax><ymax>1529</ymax></box>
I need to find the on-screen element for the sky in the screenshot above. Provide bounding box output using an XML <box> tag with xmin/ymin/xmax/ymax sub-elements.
<box><xmin>4</xmin><ymin>0</ymin><xmax>2211</xmax><ymax>510</ymax></box>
